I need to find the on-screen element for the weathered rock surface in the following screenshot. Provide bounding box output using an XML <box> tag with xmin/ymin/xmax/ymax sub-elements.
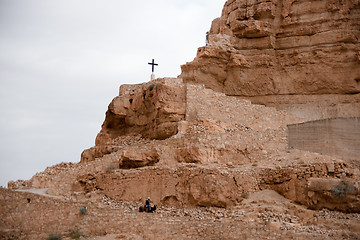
<box><xmin>245</xmin><ymin>94</ymin><xmax>360</xmax><ymax>121</ymax></box>
<box><xmin>81</xmin><ymin>78</ymin><xmax>299</xmax><ymax>165</ymax></box>
<box><xmin>3</xmin><ymin>1</ymin><xmax>360</xmax><ymax>239</ymax></box>
<box><xmin>181</xmin><ymin>0</ymin><xmax>360</xmax><ymax>96</ymax></box>
<box><xmin>96</xmin><ymin>78</ymin><xmax>186</xmax><ymax>144</ymax></box>
<box><xmin>9</xmin><ymin>78</ymin><xmax>360</xmax><ymax>214</ymax></box>
<box><xmin>2</xmin><ymin>188</ymin><xmax>360</xmax><ymax>240</ymax></box>
<box><xmin>260</xmin><ymin>160</ymin><xmax>360</xmax><ymax>212</ymax></box>
<box><xmin>181</xmin><ymin>0</ymin><xmax>360</xmax><ymax>121</ymax></box>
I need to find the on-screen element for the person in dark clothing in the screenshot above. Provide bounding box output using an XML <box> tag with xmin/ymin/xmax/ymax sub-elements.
<box><xmin>145</xmin><ymin>197</ymin><xmax>151</xmax><ymax>212</ymax></box>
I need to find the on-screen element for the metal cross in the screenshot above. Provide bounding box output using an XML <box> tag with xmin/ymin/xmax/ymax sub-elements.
<box><xmin>148</xmin><ymin>59</ymin><xmax>158</xmax><ymax>73</ymax></box>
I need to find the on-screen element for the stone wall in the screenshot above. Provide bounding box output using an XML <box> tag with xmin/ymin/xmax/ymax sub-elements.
<box><xmin>259</xmin><ymin>160</ymin><xmax>360</xmax><ymax>212</ymax></box>
<box><xmin>287</xmin><ymin>118</ymin><xmax>360</xmax><ymax>162</ymax></box>
<box><xmin>95</xmin><ymin>164</ymin><xmax>257</xmax><ymax>208</ymax></box>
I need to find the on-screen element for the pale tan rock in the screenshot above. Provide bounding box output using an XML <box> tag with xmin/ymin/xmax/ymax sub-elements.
<box><xmin>4</xmin><ymin>2</ymin><xmax>360</xmax><ymax>239</ymax></box>
<box><xmin>306</xmin><ymin>177</ymin><xmax>360</xmax><ymax>212</ymax></box>
<box><xmin>181</xmin><ymin>0</ymin><xmax>360</xmax><ymax>118</ymax></box>
<box><xmin>267</xmin><ymin>222</ymin><xmax>281</xmax><ymax>231</ymax></box>
<box><xmin>95</xmin><ymin>78</ymin><xmax>186</xmax><ymax>146</ymax></box>
<box><xmin>13</xmin><ymin>76</ymin><xmax>356</xmax><ymax>212</ymax></box>
<box><xmin>5</xmin><ymin>3</ymin><xmax>360</xmax><ymax>234</ymax></box>
<box><xmin>119</xmin><ymin>149</ymin><xmax>159</xmax><ymax>169</ymax></box>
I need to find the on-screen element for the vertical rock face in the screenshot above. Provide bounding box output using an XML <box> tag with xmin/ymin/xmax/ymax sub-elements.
<box><xmin>5</xmin><ymin>1</ymin><xmax>360</xmax><ymax>220</ymax></box>
<box><xmin>95</xmin><ymin>78</ymin><xmax>186</xmax><ymax>145</ymax></box>
<box><xmin>81</xmin><ymin>78</ymin><xmax>299</xmax><ymax>164</ymax></box>
<box><xmin>181</xmin><ymin>0</ymin><xmax>360</xmax><ymax>96</ymax></box>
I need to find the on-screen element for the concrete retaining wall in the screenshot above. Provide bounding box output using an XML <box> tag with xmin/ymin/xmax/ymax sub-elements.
<box><xmin>287</xmin><ymin>118</ymin><xmax>360</xmax><ymax>162</ymax></box>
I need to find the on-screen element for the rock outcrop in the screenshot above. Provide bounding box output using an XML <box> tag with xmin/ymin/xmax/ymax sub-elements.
<box><xmin>9</xmin><ymin>77</ymin><xmax>359</xmax><ymax>212</ymax></box>
<box><xmin>2</xmin><ymin>188</ymin><xmax>360</xmax><ymax>240</ymax></box>
<box><xmin>81</xmin><ymin>78</ymin><xmax>299</xmax><ymax>165</ymax></box>
<box><xmin>3</xmin><ymin>1</ymin><xmax>360</xmax><ymax>239</ymax></box>
<box><xmin>181</xmin><ymin>0</ymin><xmax>360</xmax><ymax>96</ymax></box>
<box><xmin>181</xmin><ymin>0</ymin><xmax>360</xmax><ymax>121</ymax></box>
<box><xmin>96</xmin><ymin>78</ymin><xmax>186</xmax><ymax>144</ymax></box>
<box><xmin>7</xmin><ymin>0</ymin><xmax>360</xmax><ymax>213</ymax></box>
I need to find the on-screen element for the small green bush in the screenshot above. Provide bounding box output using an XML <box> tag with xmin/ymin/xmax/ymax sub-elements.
<box><xmin>79</xmin><ymin>206</ymin><xmax>87</xmax><ymax>215</ymax></box>
<box><xmin>47</xmin><ymin>234</ymin><xmax>62</xmax><ymax>240</ymax></box>
<box><xmin>7</xmin><ymin>236</ymin><xmax>17</xmax><ymax>240</ymax></box>
<box><xmin>332</xmin><ymin>179</ymin><xmax>355</xmax><ymax>199</ymax></box>
<box><xmin>241</xmin><ymin>192</ymin><xmax>249</xmax><ymax>199</ymax></box>
<box><xmin>69</xmin><ymin>229</ymin><xmax>86</xmax><ymax>239</ymax></box>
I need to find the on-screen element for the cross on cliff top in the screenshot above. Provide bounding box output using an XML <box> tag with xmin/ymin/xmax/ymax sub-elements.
<box><xmin>148</xmin><ymin>59</ymin><xmax>158</xmax><ymax>73</ymax></box>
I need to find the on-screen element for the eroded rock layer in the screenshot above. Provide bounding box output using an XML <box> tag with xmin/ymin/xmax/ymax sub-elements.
<box><xmin>181</xmin><ymin>0</ymin><xmax>360</xmax><ymax>97</ymax></box>
<box><xmin>4</xmin><ymin>1</ymin><xmax>360</xmax><ymax>238</ymax></box>
<box><xmin>2</xmin><ymin>188</ymin><xmax>359</xmax><ymax>240</ymax></box>
<box><xmin>8</xmin><ymin>78</ymin><xmax>360</xmax><ymax>213</ymax></box>
<box><xmin>81</xmin><ymin>78</ymin><xmax>298</xmax><ymax>164</ymax></box>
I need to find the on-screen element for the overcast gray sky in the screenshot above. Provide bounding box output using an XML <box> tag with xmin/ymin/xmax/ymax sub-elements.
<box><xmin>0</xmin><ymin>0</ymin><xmax>226</xmax><ymax>187</ymax></box>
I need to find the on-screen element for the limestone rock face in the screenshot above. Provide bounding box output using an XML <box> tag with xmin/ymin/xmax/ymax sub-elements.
<box><xmin>260</xmin><ymin>161</ymin><xmax>360</xmax><ymax>212</ymax></box>
<box><xmin>119</xmin><ymin>149</ymin><xmax>160</xmax><ymax>169</ymax></box>
<box><xmin>81</xmin><ymin>78</ymin><xmax>299</xmax><ymax>165</ymax></box>
<box><xmin>307</xmin><ymin>177</ymin><xmax>360</xmax><ymax>212</ymax></box>
<box><xmin>6</xmin><ymin>0</ymin><xmax>360</xmax><ymax>221</ymax></box>
<box><xmin>96</xmin><ymin>78</ymin><xmax>186</xmax><ymax>145</ymax></box>
<box><xmin>4</xmin><ymin>2</ymin><xmax>360</xmax><ymax>238</ymax></box>
<box><xmin>244</xmin><ymin>94</ymin><xmax>360</xmax><ymax>121</ymax></box>
<box><xmin>181</xmin><ymin>0</ymin><xmax>360</xmax><ymax>96</ymax></box>
<box><xmin>14</xmin><ymin>78</ymin><xmax>359</xmax><ymax>212</ymax></box>
<box><xmin>81</xmin><ymin>78</ymin><xmax>186</xmax><ymax>163</ymax></box>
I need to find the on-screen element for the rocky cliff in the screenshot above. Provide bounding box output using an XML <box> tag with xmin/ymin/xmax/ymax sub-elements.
<box><xmin>182</xmin><ymin>0</ymin><xmax>360</xmax><ymax>96</ymax></box>
<box><xmin>181</xmin><ymin>0</ymin><xmax>360</xmax><ymax>120</ymax></box>
<box><xmin>8</xmin><ymin>78</ymin><xmax>359</xmax><ymax>213</ymax></box>
<box><xmin>3</xmin><ymin>1</ymin><xmax>360</xmax><ymax>239</ymax></box>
